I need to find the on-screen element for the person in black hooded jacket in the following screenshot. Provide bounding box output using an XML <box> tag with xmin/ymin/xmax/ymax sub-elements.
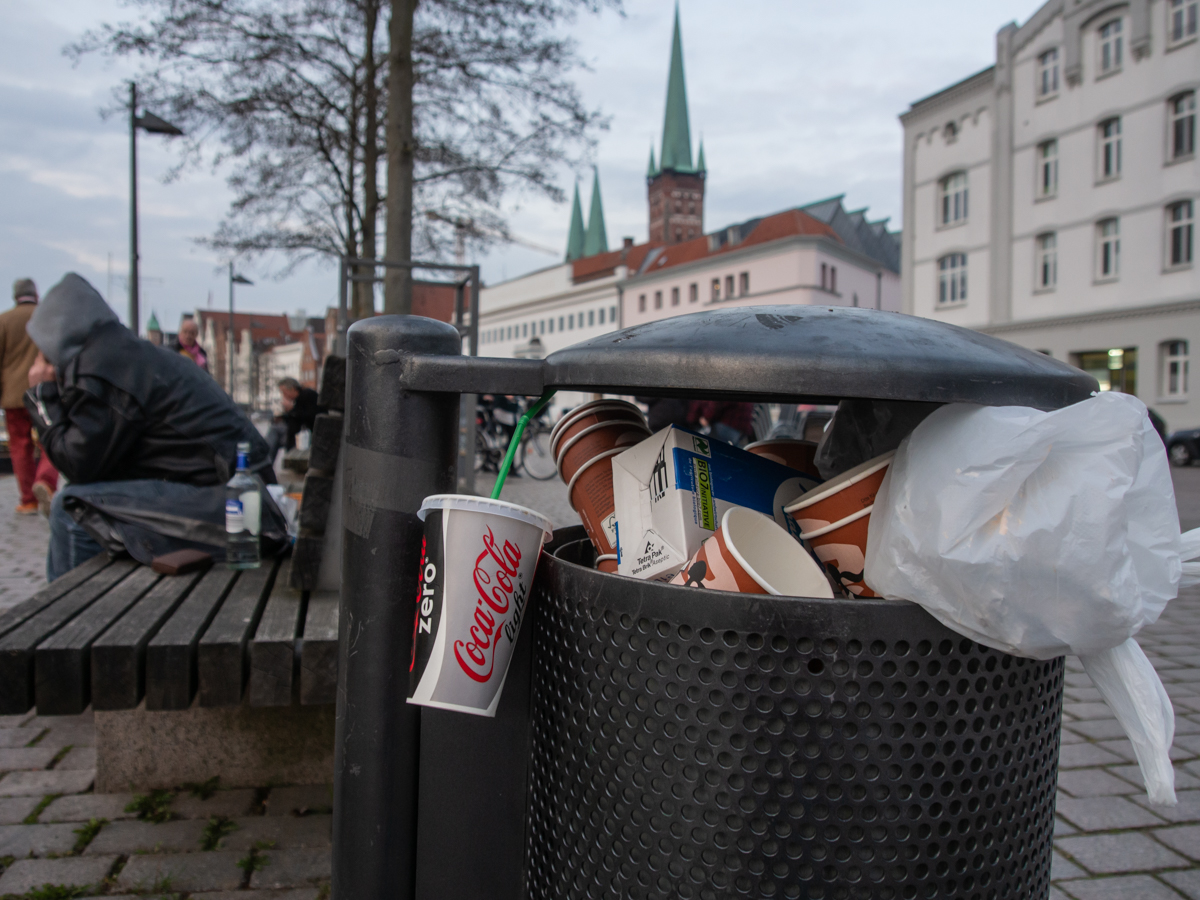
<box><xmin>24</xmin><ymin>273</ymin><xmax>282</xmax><ymax>578</ymax></box>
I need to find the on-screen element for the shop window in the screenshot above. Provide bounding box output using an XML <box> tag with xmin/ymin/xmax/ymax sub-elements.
<box><xmin>1075</xmin><ymin>347</ymin><xmax>1137</xmax><ymax>393</ymax></box>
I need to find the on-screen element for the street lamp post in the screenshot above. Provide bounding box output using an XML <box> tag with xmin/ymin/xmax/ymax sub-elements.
<box><xmin>228</xmin><ymin>263</ymin><xmax>253</xmax><ymax>403</ymax></box>
<box><xmin>129</xmin><ymin>82</ymin><xmax>183</xmax><ymax>337</ymax></box>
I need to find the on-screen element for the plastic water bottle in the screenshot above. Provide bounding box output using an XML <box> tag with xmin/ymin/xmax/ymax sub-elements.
<box><xmin>225</xmin><ymin>441</ymin><xmax>263</xmax><ymax>569</ymax></box>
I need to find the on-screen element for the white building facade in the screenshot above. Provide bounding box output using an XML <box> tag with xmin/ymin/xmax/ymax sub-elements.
<box><xmin>901</xmin><ymin>0</ymin><xmax>1199</xmax><ymax>427</ymax></box>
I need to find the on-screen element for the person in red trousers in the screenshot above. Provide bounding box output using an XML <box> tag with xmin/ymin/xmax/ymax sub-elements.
<box><xmin>1</xmin><ymin>279</ymin><xmax>57</xmax><ymax>515</ymax></box>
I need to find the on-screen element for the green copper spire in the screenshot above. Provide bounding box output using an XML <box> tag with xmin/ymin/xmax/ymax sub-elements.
<box><xmin>146</xmin><ymin>311</ymin><xmax>161</xmax><ymax>332</ymax></box>
<box><xmin>647</xmin><ymin>146</ymin><xmax>658</xmax><ymax>177</ymax></box>
<box><xmin>565</xmin><ymin>182</ymin><xmax>586</xmax><ymax>261</ymax></box>
<box><xmin>659</xmin><ymin>3</ymin><xmax>694</xmax><ymax>173</ymax></box>
<box><xmin>582</xmin><ymin>168</ymin><xmax>608</xmax><ymax>257</ymax></box>
<box><xmin>696</xmin><ymin>138</ymin><xmax>706</xmax><ymax>173</ymax></box>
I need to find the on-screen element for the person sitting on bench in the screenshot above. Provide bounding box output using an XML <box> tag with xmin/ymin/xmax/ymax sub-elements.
<box><xmin>24</xmin><ymin>273</ymin><xmax>285</xmax><ymax>580</ymax></box>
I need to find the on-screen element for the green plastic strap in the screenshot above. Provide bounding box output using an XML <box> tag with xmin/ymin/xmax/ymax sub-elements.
<box><xmin>491</xmin><ymin>389</ymin><xmax>558</xmax><ymax>500</ymax></box>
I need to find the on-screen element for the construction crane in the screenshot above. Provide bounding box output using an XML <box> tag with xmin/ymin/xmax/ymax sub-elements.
<box><xmin>423</xmin><ymin>209</ymin><xmax>559</xmax><ymax>265</ymax></box>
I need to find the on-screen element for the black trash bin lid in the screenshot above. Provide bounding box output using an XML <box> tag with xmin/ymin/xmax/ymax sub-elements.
<box><xmin>543</xmin><ymin>306</ymin><xmax>1096</xmax><ymax>409</ymax></box>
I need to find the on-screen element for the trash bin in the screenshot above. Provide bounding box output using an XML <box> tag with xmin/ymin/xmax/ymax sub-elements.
<box><xmin>528</xmin><ymin>535</ymin><xmax>1062</xmax><ymax>900</ymax></box>
<box><xmin>334</xmin><ymin>306</ymin><xmax>1097</xmax><ymax>900</ymax></box>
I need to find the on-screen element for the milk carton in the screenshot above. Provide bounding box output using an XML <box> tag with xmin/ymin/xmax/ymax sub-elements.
<box><xmin>612</xmin><ymin>426</ymin><xmax>818</xmax><ymax>582</ymax></box>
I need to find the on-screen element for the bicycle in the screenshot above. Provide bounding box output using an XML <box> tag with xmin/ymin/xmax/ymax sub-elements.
<box><xmin>475</xmin><ymin>397</ymin><xmax>558</xmax><ymax>481</ymax></box>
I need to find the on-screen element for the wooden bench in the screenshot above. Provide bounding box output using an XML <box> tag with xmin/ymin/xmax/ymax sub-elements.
<box><xmin>0</xmin><ymin>553</ymin><xmax>339</xmax><ymax>717</ymax></box>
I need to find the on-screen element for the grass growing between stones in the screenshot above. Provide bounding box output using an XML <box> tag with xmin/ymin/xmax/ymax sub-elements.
<box><xmin>125</xmin><ymin>789</ymin><xmax>175</xmax><ymax>823</ymax></box>
<box><xmin>0</xmin><ymin>885</ymin><xmax>89</xmax><ymax>900</ymax></box>
<box><xmin>21</xmin><ymin>795</ymin><xmax>59</xmax><ymax>825</ymax></box>
<box><xmin>236</xmin><ymin>839</ymin><xmax>275</xmax><ymax>883</ymax></box>
<box><xmin>70</xmin><ymin>818</ymin><xmax>107</xmax><ymax>854</ymax></box>
<box><xmin>45</xmin><ymin>746</ymin><xmax>72</xmax><ymax>770</ymax></box>
<box><xmin>182</xmin><ymin>775</ymin><xmax>221</xmax><ymax>800</ymax></box>
<box><xmin>200</xmin><ymin>815</ymin><xmax>238</xmax><ymax>851</ymax></box>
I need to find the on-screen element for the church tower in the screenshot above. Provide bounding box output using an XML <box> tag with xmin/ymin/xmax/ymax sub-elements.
<box><xmin>647</xmin><ymin>4</ymin><xmax>705</xmax><ymax>245</ymax></box>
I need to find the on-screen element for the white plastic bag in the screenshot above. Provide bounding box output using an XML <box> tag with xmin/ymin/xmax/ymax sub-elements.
<box><xmin>865</xmin><ymin>392</ymin><xmax>1182</xmax><ymax>804</ymax></box>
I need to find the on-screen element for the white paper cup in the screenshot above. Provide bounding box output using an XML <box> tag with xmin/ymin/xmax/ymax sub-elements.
<box><xmin>408</xmin><ymin>494</ymin><xmax>553</xmax><ymax>717</ymax></box>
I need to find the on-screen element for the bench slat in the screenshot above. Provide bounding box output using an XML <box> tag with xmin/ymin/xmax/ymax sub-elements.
<box><xmin>198</xmin><ymin>559</ymin><xmax>280</xmax><ymax>707</ymax></box>
<box><xmin>249</xmin><ymin>583</ymin><xmax>304</xmax><ymax>707</ymax></box>
<box><xmin>91</xmin><ymin>569</ymin><xmax>207</xmax><ymax>711</ymax></box>
<box><xmin>35</xmin><ymin>565</ymin><xmax>160</xmax><ymax>715</ymax></box>
<box><xmin>0</xmin><ymin>554</ymin><xmax>110</xmax><ymax>641</ymax></box>
<box><xmin>0</xmin><ymin>559</ymin><xmax>137</xmax><ymax>715</ymax></box>
<box><xmin>145</xmin><ymin>566</ymin><xmax>238</xmax><ymax>711</ymax></box>
<box><xmin>300</xmin><ymin>591</ymin><xmax>340</xmax><ymax>706</ymax></box>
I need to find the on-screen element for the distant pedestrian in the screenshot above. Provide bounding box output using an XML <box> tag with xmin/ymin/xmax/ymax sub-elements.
<box><xmin>172</xmin><ymin>316</ymin><xmax>209</xmax><ymax>372</ymax></box>
<box><xmin>264</xmin><ymin>377</ymin><xmax>322</xmax><ymax>466</ymax></box>
<box><xmin>0</xmin><ymin>278</ymin><xmax>58</xmax><ymax>516</ymax></box>
<box><xmin>688</xmin><ymin>400</ymin><xmax>755</xmax><ymax>447</ymax></box>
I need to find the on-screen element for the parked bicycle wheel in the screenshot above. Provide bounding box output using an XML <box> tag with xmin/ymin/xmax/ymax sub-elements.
<box><xmin>520</xmin><ymin>426</ymin><xmax>558</xmax><ymax>480</ymax></box>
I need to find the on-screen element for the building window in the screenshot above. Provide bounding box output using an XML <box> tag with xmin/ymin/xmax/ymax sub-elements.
<box><xmin>610</xmin><ymin>306</ymin><xmax>617</xmax><ymax>322</ymax></box>
<box><xmin>1098</xmin><ymin>118</ymin><xmax>1121</xmax><ymax>180</ymax></box>
<box><xmin>1171</xmin><ymin>92</ymin><xmax>1196</xmax><ymax>160</ymax></box>
<box><xmin>588</xmin><ymin>310</ymin><xmax>595</xmax><ymax>326</ymax></box>
<box><xmin>1169</xmin><ymin>200</ymin><xmax>1195</xmax><ymax>267</ymax></box>
<box><xmin>675</xmin><ymin>229</ymin><xmax>682</xmax><ymax>242</ymax></box>
<box><xmin>1076</xmin><ymin>348</ymin><xmax>1137</xmax><ymax>393</ymax></box>
<box><xmin>1037</xmin><ymin>140</ymin><xmax>1058</xmax><ymax>197</ymax></box>
<box><xmin>597</xmin><ymin>308</ymin><xmax>605</xmax><ymax>325</ymax></box>
<box><xmin>689</xmin><ymin>283</ymin><xmax>698</xmax><ymax>303</ymax></box>
<box><xmin>725</xmin><ymin>275</ymin><xmax>735</xmax><ymax>299</ymax></box>
<box><xmin>654</xmin><ymin>291</ymin><xmax>663</xmax><ymax>310</ymax></box>
<box><xmin>1036</xmin><ymin>233</ymin><xmax>1058</xmax><ymax>290</ymax></box>
<box><xmin>1170</xmin><ymin>0</ymin><xmax>1198</xmax><ymax>45</ymax></box>
<box><xmin>558</xmin><ymin>316</ymin><xmax>564</xmax><ymax>331</ymax></box>
<box><xmin>671</xmin><ymin>286</ymin><xmax>680</xmax><ymax>306</ymax></box>
<box><xmin>829</xmin><ymin>267</ymin><xmax>836</xmax><ymax>293</ymax></box>
<box><xmin>569</xmin><ymin>314</ymin><xmax>576</xmax><ymax>329</ymax></box>
<box><xmin>1097</xmin><ymin>218</ymin><xmax>1120</xmax><ymax>279</ymax></box>
<box><xmin>1037</xmin><ymin>47</ymin><xmax>1060</xmax><ymax>98</ymax></box>
<box><xmin>940</xmin><ymin>172</ymin><xmax>968</xmax><ymax>225</ymax></box>
<box><xmin>739</xmin><ymin>272</ymin><xmax>750</xmax><ymax>295</ymax></box>
<box><xmin>937</xmin><ymin>253</ymin><xmax>967</xmax><ymax>305</ymax></box>
<box><xmin>540</xmin><ymin>320</ymin><xmax>546</xmax><ymax>334</ymax></box>
<box><xmin>1164</xmin><ymin>340</ymin><xmax>1190</xmax><ymax>398</ymax></box>
<box><xmin>711</xmin><ymin>278</ymin><xmax>720</xmax><ymax>302</ymax></box>
<box><xmin>820</xmin><ymin>263</ymin><xmax>827</xmax><ymax>290</ymax></box>
<box><xmin>1098</xmin><ymin>19</ymin><xmax>1123</xmax><ymax>74</ymax></box>
<box><xmin>638</xmin><ymin>294</ymin><xmax>646</xmax><ymax>313</ymax></box>
<box><xmin>521</xmin><ymin>323</ymin><xmax>526</xmax><ymax>338</ymax></box>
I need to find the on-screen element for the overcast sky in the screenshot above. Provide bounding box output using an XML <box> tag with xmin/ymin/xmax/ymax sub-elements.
<box><xmin>1</xmin><ymin>0</ymin><xmax>1045</xmax><ymax>334</ymax></box>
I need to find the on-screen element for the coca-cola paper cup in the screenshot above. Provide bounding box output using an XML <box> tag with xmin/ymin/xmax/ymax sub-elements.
<box><xmin>670</xmin><ymin>507</ymin><xmax>833</xmax><ymax>597</ymax></box>
<box><xmin>408</xmin><ymin>494</ymin><xmax>553</xmax><ymax>717</ymax></box>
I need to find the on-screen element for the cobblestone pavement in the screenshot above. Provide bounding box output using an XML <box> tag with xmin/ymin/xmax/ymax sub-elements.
<box><xmin>0</xmin><ymin>475</ymin><xmax>50</xmax><ymax>616</ymax></box>
<box><xmin>4</xmin><ymin>465</ymin><xmax>1200</xmax><ymax>896</ymax></box>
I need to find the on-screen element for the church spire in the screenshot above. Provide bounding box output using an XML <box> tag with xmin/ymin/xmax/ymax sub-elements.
<box><xmin>696</xmin><ymin>138</ymin><xmax>706</xmax><ymax>173</ymax></box>
<box><xmin>647</xmin><ymin>146</ymin><xmax>658</xmax><ymax>178</ymax></box>
<box><xmin>659</xmin><ymin>3</ymin><xmax>694</xmax><ymax>173</ymax></box>
<box><xmin>582</xmin><ymin>168</ymin><xmax>608</xmax><ymax>257</ymax></box>
<box><xmin>565</xmin><ymin>182</ymin><xmax>585</xmax><ymax>261</ymax></box>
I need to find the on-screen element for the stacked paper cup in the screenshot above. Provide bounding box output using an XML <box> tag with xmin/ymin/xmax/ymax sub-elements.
<box><xmin>550</xmin><ymin>399</ymin><xmax>651</xmax><ymax>572</ymax></box>
<box><xmin>784</xmin><ymin>451</ymin><xmax>894</xmax><ymax>598</ymax></box>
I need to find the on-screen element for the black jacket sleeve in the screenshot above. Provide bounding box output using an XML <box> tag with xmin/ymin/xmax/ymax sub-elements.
<box><xmin>25</xmin><ymin>377</ymin><xmax>146</xmax><ymax>484</ymax></box>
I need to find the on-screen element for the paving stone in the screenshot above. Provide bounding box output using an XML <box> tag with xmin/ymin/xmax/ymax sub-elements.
<box><xmin>172</xmin><ymin>788</ymin><xmax>257</xmax><ymax>820</ymax></box>
<box><xmin>1058</xmin><ymin>742</ymin><xmax>1124</xmax><ymax>768</ymax></box>
<box><xmin>1065</xmin><ymin>719</ymin><xmax>1136</xmax><ymax>741</ymax></box>
<box><xmin>1059</xmin><ymin>729</ymin><xmax>1085</xmax><ymax>744</ymax></box>
<box><xmin>1153</xmin><ymin>824</ymin><xmax>1200</xmax><ymax>861</ymax></box>
<box><xmin>1056</xmin><ymin>768</ymin><xmax>1139</xmax><ymax>798</ymax></box>
<box><xmin>1047</xmin><ymin>888</ymin><xmax>1072</xmax><ymax>900</ymax></box>
<box><xmin>1055</xmin><ymin>795</ymin><xmax>1166</xmax><ymax>831</ymax></box>
<box><xmin>33</xmin><ymin>724</ymin><xmax>97</xmax><ymax>751</ymax></box>
<box><xmin>1054</xmin><ymin>815</ymin><xmax>1077</xmax><ymax>836</ymax></box>
<box><xmin>56</xmin><ymin>746</ymin><xmax>97</xmax><ymax>771</ymax></box>
<box><xmin>191</xmin><ymin>891</ymin><xmax>320</xmax><ymax>900</ymax></box>
<box><xmin>1092</xmin><ymin>739</ymin><xmax>1137</xmax><ymax>762</ymax></box>
<box><xmin>1173</xmin><ymin>717</ymin><xmax>1200</xmax><ymax>735</ymax></box>
<box><xmin>0</xmin><ymin>727</ymin><xmax>42</xmax><ymax>748</ymax></box>
<box><xmin>250</xmin><ymin>847</ymin><xmax>332</xmax><ymax>888</ymax></box>
<box><xmin>1162</xmin><ymin>868</ymin><xmax>1200</xmax><ymax>898</ymax></box>
<box><xmin>0</xmin><ymin>855</ymin><xmax>118</xmax><ymax>894</ymax></box>
<box><xmin>0</xmin><ymin>768</ymin><xmax>94</xmax><ymax>796</ymax></box>
<box><xmin>0</xmin><ymin>795</ymin><xmax>39</xmax><ymax>824</ymax></box>
<box><xmin>117</xmin><ymin>850</ymin><xmax>244</xmax><ymax>893</ymax></box>
<box><xmin>0</xmin><ymin>713</ymin><xmax>35</xmax><ymax>729</ymax></box>
<box><xmin>1057</xmin><ymin>874</ymin><xmax>1188</xmax><ymax>900</ymax></box>
<box><xmin>264</xmin><ymin>785</ymin><xmax>332</xmax><ymax>817</ymax></box>
<box><xmin>1062</xmin><ymin>702</ymin><xmax>1118</xmax><ymax>721</ymax></box>
<box><xmin>1050</xmin><ymin>850</ymin><xmax>1085</xmax><ymax>880</ymax></box>
<box><xmin>84</xmin><ymin>817</ymin><xmax>207</xmax><ymax>855</ymax></box>
<box><xmin>0</xmin><ymin>822</ymin><xmax>84</xmax><ymax>857</ymax></box>
<box><xmin>0</xmin><ymin>746</ymin><xmax>58</xmax><ymax>771</ymax></box>
<box><xmin>222</xmin><ymin>814</ymin><xmax>331</xmax><ymax>851</ymax></box>
<box><xmin>41</xmin><ymin>792</ymin><xmax>140</xmax><ymax>823</ymax></box>
<box><xmin>1064</xmin><ymin>687</ymin><xmax>1104</xmax><ymax>703</ymax></box>
<box><xmin>1118</xmin><ymin>763</ymin><xmax>1200</xmax><ymax>791</ymax></box>
<box><xmin>1055</xmin><ymin>832</ymin><xmax>1189</xmax><ymax>874</ymax></box>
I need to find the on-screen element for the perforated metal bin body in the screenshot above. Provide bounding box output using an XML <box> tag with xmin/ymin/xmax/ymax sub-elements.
<box><xmin>525</xmin><ymin>537</ymin><xmax>1063</xmax><ymax>900</ymax></box>
<box><xmin>333</xmin><ymin>307</ymin><xmax>1097</xmax><ymax>900</ymax></box>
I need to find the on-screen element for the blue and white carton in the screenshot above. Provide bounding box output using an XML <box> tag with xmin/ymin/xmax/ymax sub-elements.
<box><xmin>612</xmin><ymin>426</ymin><xmax>819</xmax><ymax>582</ymax></box>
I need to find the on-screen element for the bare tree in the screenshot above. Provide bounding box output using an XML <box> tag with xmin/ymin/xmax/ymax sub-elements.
<box><xmin>70</xmin><ymin>0</ymin><xmax>615</xmax><ymax>319</ymax></box>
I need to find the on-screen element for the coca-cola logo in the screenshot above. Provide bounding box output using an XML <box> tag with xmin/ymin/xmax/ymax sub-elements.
<box><xmin>454</xmin><ymin>526</ymin><xmax>524</xmax><ymax>683</ymax></box>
